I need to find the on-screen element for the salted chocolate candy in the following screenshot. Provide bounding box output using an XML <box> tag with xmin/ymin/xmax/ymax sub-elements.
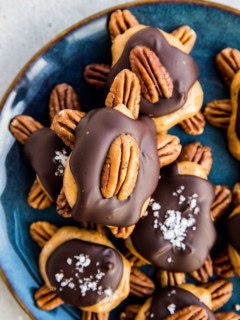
<box><xmin>24</xmin><ymin>128</ymin><xmax>71</xmax><ymax>201</ymax></box>
<box><xmin>135</xmin><ymin>287</ymin><xmax>215</xmax><ymax>320</ymax></box>
<box><xmin>32</xmin><ymin>225</ymin><xmax>131</xmax><ymax>313</ymax></box>
<box><xmin>107</xmin><ymin>25</ymin><xmax>203</xmax><ymax>133</ymax></box>
<box><xmin>126</xmin><ymin>162</ymin><xmax>216</xmax><ymax>273</ymax></box>
<box><xmin>64</xmin><ymin>107</ymin><xmax>160</xmax><ymax>227</ymax></box>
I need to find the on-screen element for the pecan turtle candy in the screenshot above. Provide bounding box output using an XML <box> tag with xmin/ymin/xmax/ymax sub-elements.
<box><xmin>30</xmin><ymin>222</ymin><xmax>155</xmax><ymax>317</ymax></box>
<box><xmin>52</xmin><ymin>70</ymin><xmax>183</xmax><ymax>239</ymax></box>
<box><xmin>126</xmin><ymin>160</ymin><xmax>216</xmax><ymax>273</ymax></box>
<box><xmin>204</xmin><ymin>48</ymin><xmax>240</xmax><ymax>160</ymax></box>
<box><xmin>9</xmin><ymin>83</ymin><xmax>81</xmax><ymax>209</ymax></box>
<box><xmin>106</xmin><ymin>10</ymin><xmax>202</xmax><ymax>134</ymax></box>
<box><xmin>218</xmin><ymin>183</ymin><xmax>240</xmax><ymax>277</ymax></box>
<box><xmin>132</xmin><ymin>285</ymin><xmax>216</xmax><ymax>320</ymax></box>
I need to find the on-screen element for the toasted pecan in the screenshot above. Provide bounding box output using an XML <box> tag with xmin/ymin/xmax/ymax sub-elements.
<box><xmin>49</xmin><ymin>83</ymin><xmax>81</xmax><ymax>122</ymax></box>
<box><xmin>201</xmin><ymin>279</ymin><xmax>233</xmax><ymax>311</ymax></box>
<box><xmin>56</xmin><ymin>187</ymin><xmax>72</xmax><ymax>218</ymax></box>
<box><xmin>179</xmin><ymin>142</ymin><xmax>212</xmax><ymax>176</ymax></box>
<box><xmin>157</xmin><ymin>134</ymin><xmax>182</xmax><ymax>167</ymax></box>
<box><xmin>204</xmin><ymin>100</ymin><xmax>232</xmax><ymax>129</ymax></box>
<box><xmin>28</xmin><ymin>179</ymin><xmax>52</xmax><ymax>209</ymax></box>
<box><xmin>119</xmin><ymin>304</ymin><xmax>141</xmax><ymax>320</ymax></box>
<box><xmin>130</xmin><ymin>267</ymin><xmax>155</xmax><ymax>298</ymax></box>
<box><xmin>214</xmin><ymin>249</ymin><xmax>236</xmax><ymax>278</ymax></box>
<box><xmin>34</xmin><ymin>285</ymin><xmax>63</xmax><ymax>311</ymax></box>
<box><xmin>101</xmin><ymin>134</ymin><xmax>140</xmax><ymax>201</ymax></box>
<box><xmin>130</xmin><ymin>45</ymin><xmax>173</xmax><ymax>102</ymax></box>
<box><xmin>171</xmin><ymin>25</ymin><xmax>196</xmax><ymax>53</ymax></box>
<box><xmin>215</xmin><ymin>312</ymin><xmax>240</xmax><ymax>320</ymax></box>
<box><xmin>30</xmin><ymin>221</ymin><xmax>58</xmax><ymax>247</ymax></box>
<box><xmin>157</xmin><ymin>269</ymin><xmax>186</xmax><ymax>288</ymax></box>
<box><xmin>52</xmin><ymin>109</ymin><xmax>85</xmax><ymax>149</ymax></box>
<box><xmin>190</xmin><ymin>255</ymin><xmax>213</xmax><ymax>283</ymax></box>
<box><xmin>164</xmin><ymin>305</ymin><xmax>208</xmax><ymax>320</ymax></box>
<box><xmin>216</xmin><ymin>48</ymin><xmax>240</xmax><ymax>86</ymax></box>
<box><xmin>179</xmin><ymin>112</ymin><xmax>206</xmax><ymax>136</ymax></box>
<box><xmin>108</xmin><ymin>9</ymin><xmax>139</xmax><ymax>40</ymax></box>
<box><xmin>211</xmin><ymin>185</ymin><xmax>232</xmax><ymax>222</ymax></box>
<box><xmin>232</xmin><ymin>183</ymin><xmax>240</xmax><ymax>207</ymax></box>
<box><xmin>82</xmin><ymin>311</ymin><xmax>109</xmax><ymax>320</ymax></box>
<box><xmin>105</xmin><ymin>69</ymin><xmax>141</xmax><ymax>119</ymax></box>
<box><xmin>9</xmin><ymin>115</ymin><xmax>43</xmax><ymax>144</ymax></box>
<box><xmin>84</xmin><ymin>64</ymin><xmax>111</xmax><ymax>89</ymax></box>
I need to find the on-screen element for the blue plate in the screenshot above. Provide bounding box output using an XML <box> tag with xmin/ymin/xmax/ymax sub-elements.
<box><xmin>0</xmin><ymin>1</ymin><xmax>240</xmax><ymax>319</ymax></box>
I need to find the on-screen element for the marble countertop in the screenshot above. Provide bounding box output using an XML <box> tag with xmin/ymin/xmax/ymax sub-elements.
<box><xmin>0</xmin><ymin>0</ymin><xmax>239</xmax><ymax>319</ymax></box>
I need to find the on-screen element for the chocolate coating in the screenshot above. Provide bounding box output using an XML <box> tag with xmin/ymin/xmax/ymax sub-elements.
<box><xmin>227</xmin><ymin>213</ymin><xmax>240</xmax><ymax>254</ymax></box>
<box><xmin>70</xmin><ymin>108</ymin><xmax>160</xmax><ymax>227</ymax></box>
<box><xmin>131</xmin><ymin>165</ymin><xmax>216</xmax><ymax>272</ymax></box>
<box><xmin>107</xmin><ymin>27</ymin><xmax>199</xmax><ymax>117</ymax></box>
<box><xmin>236</xmin><ymin>90</ymin><xmax>240</xmax><ymax>140</ymax></box>
<box><xmin>46</xmin><ymin>239</ymin><xmax>123</xmax><ymax>307</ymax></box>
<box><xmin>147</xmin><ymin>287</ymin><xmax>215</xmax><ymax>320</ymax></box>
<box><xmin>24</xmin><ymin>128</ymin><xmax>70</xmax><ymax>200</ymax></box>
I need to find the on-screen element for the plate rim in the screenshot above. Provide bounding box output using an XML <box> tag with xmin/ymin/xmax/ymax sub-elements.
<box><xmin>0</xmin><ymin>0</ymin><xmax>240</xmax><ymax>319</ymax></box>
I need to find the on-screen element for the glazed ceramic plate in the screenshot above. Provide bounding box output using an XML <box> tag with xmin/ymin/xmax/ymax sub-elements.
<box><xmin>0</xmin><ymin>1</ymin><xmax>240</xmax><ymax>319</ymax></box>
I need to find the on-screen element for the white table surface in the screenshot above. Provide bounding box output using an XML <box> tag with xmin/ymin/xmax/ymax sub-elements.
<box><xmin>0</xmin><ymin>0</ymin><xmax>239</xmax><ymax>319</ymax></box>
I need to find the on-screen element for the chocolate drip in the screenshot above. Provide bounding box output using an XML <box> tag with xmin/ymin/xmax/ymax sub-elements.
<box><xmin>46</xmin><ymin>239</ymin><xmax>123</xmax><ymax>307</ymax></box>
<box><xmin>131</xmin><ymin>165</ymin><xmax>216</xmax><ymax>272</ymax></box>
<box><xmin>147</xmin><ymin>287</ymin><xmax>215</xmax><ymax>320</ymax></box>
<box><xmin>227</xmin><ymin>213</ymin><xmax>240</xmax><ymax>254</ymax></box>
<box><xmin>236</xmin><ymin>91</ymin><xmax>240</xmax><ymax>140</ymax></box>
<box><xmin>70</xmin><ymin>108</ymin><xmax>160</xmax><ymax>227</ymax></box>
<box><xmin>24</xmin><ymin>128</ymin><xmax>70</xmax><ymax>201</ymax></box>
<box><xmin>107</xmin><ymin>27</ymin><xmax>199</xmax><ymax>117</ymax></box>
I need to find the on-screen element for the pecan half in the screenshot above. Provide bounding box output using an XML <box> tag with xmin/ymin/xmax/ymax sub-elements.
<box><xmin>179</xmin><ymin>112</ymin><xmax>206</xmax><ymax>136</ymax></box>
<box><xmin>84</xmin><ymin>64</ymin><xmax>111</xmax><ymax>89</ymax></box>
<box><xmin>108</xmin><ymin>225</ymin><xmax>135</xmax><ymax>239</ymax></box>
<box><xmin>30</xmin><ymin>221</ymin><xmax>58</xmax><ymax>247</ymax></box>
<box><xmin>9</xmin><ymin>115</ymin><xmax>43</xmax><ymax>144</ymax></box>
<box><xmin>157</xmin><ymin>134</ymin><xmax>182</xmax><ymax>168</ymax></box>
<box><xmin>213</xmin><ymin>249</ymin><xmax>236</xmax><ymax>278</ymax></box>
<box><xmin>190</xmin><ymin>255</ymin><xmax>213</xmax><ymax>283</ymax></box>
<box><xmin>35</xmin><ymin>285</ymin><xmax>64</xmax><ymax>311</ymax></box>
<box><xmin>101</xmin><ymin>134</ymin><xmax>140</xmax><ymax>201</ymax></box>
<box><xmin>82</xmin><ymin>311</ymin><xmax>109</xmax><ymax>320</ymax></box>
<box><xmin>120</xmin><ymin>304</ymin><xmax>141</xmax><ymax>320</ymax></box>
<box><xmin>130</xmin><ymin>46</ymin><xmax>173</xmax><ymax>102</ymax></box>
<box><xmin>129</xmin><ymin>267</ymin><xmax>155</xmax><ymax>298</ymax></box>
<box><xmin>157</xmin><ymin>269</ymin><xmax>186</xmax><ymax>288</ymax></box>
<box><xmin>201</xmin><ymin>279</ymin><xmax>233</xmax><ymax>311</ymax></box>
<box><xmin>179</xmin><ymin>142</ymin><xmax>213</xmax><ymax>176</ymax></box>
<box><xmin>52</xmin><ymin>109</ymin><xmax>85</xmax><ymax>149</ymax></box>
<box><xmin>232</xmin><ymin>183</ymin><xmax>240</xmax><ymax>207</ymax></box>
<box><xmin>204</xmin><ymin>100</ymin><xmax>232</xmax><ymax>129</ymax></box>
<box><xmin>109</xmin><ymin>9</ymin><xmax>139</xmax><ymax>40</ymax></box>
<box><xmin>56</xmin><ymin>187</ymin><xmax>72</xmax><ymax>218</ymax></box>
<box><xmin>105</xmin><ymin>69</ymin><xmax>141</xmax><ymax>119</ymax></box>
<box><xmin>211</xmin><ymin>185</ymin><xmax>232</xmax><ymax>222</ymax></box>
<box><xmin>28</xmin><ymin>179</ymin><xmax>52</xmax><ymax>209</ymax></box>
<box><xmin>216</xmin><ymin>48</ymin><xmax>240</xmax><ymax>86</ymax></box>
<box><xmin>165</xmin><ymin>305</ymin><xmax>208</xmax><ymax>320</ymax></box>
<box><xmin>49</xmin><ymin>83</ymin><xmax>81</xmax><ymax>122</ymax></box>
<box><xmin>81</xmin><ymin>222</ymin><xmax>106</xmax><ymax>236</ymax></box>
<box><xmin>216</xmin><ymin>313</ymin><xmax>240</xmax><ymax>320</ymax></box>
<box><xmin>171</xmin><ymin>25</ymin><xmax>196</xmax><ymax>53</ymax></box>
<box><xmin>125</xmin><ymin>251</ymin><xmax>145</xmax><ymax>267</ymax></box>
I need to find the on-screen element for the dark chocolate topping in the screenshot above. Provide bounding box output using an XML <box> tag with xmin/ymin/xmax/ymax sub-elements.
<box><xmin>236</xmin><ymin>90</ymin><xmax>240</xmax><ymax>140</ymax></box>
<box><xmin>24</xmin><ymin>128</ymin><xmax>70</xmax><ymax>201</ymax></box>
<box><xmin>46</xmin><ymin>239</ymin><xmax>123</xmax><ymax>307</ymax></box>
<box><xmin>131</xmin><ymin>165</ymin><xmax>216</xmax><ymax>272</ymax></box>
<box><xmin>70</xmin><ymin>108</ymin><xmax>160</xmax><ymax>227</ymax></box>
<box><xmin>147</xmin><ymin>287</ymin><xmax>215</xmax><ymax>320</ymax></box>
<box><xmin>107</xmin><ymin>27</ymin><xmax>199</xmax><ymax>117</ymax></box>
<box><xmin>227</xmin><ymin>213</ymin><xmax>240</xmax><ymax>254</ymax></box>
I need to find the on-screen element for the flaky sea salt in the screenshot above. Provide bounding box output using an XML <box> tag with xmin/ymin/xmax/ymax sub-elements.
<box><xmin>67</xmin><ymin>258</ymin><xmax>72</xmax><ymax>265</ymax></box>
<box><xmin>159</xmin><ymin>210</ymin><xmax>196</xmax><ymax>250</ymax></box>
<box><xmin>53</xmin><ymin>149</ymin><xmax>68</xmax><ymax>176</ymax></box>
<box><xmin>152</xmin><ymin>202</ymin><xmax>161</xmax><ymax>211</ymax></box>
<box><xmin>55</xmin><ymin>273</ymin><xmax>64</xmax><ymax>282</ymax></box>
<box><xmin>167</xmin><ymin>304</ymin><xmax>176</xmax><ymax>314</ymax></box>
<box><xmin>74</xmin><ymin>254</ymin><xmax>91</xmax><ymax>272</ymax></box>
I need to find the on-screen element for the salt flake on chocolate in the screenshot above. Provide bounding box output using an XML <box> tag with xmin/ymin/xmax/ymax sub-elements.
<box><xmin>53</xmin><ymin>148</ymin><xmax>68</xmax><ymax>176</ymax></box>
